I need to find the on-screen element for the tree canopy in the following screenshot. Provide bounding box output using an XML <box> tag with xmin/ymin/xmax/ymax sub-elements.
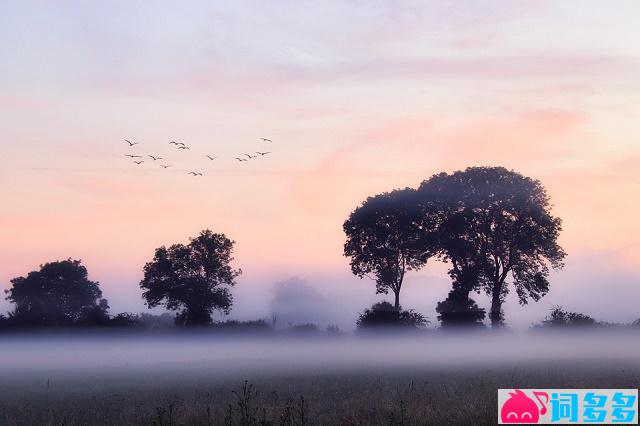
<box><xmin>140</xmin><ymin>229</ymin><xmax>241</xmax><ymax>326</ymax></box>
<box><xmin>5</xmin><ymin>259</ymin><xmax>109</xmax><ymax>327</ymax></box>
<box><xmin>418</xmin><ymin>166</ymin><xmax>566</xmax><ymax>326</ymax></box>
<box><xmin>344</xmin><ymin>166</ymin><xmax>566</xmax><ymax>327</ymax></box>
<box><xmin>343</xmin><ymin>188</ymin><xmax>432</xmax><ymax>309</ymax></box>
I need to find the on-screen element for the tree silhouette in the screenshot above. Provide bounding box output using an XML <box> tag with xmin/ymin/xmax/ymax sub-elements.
<box><xmin>109</xmin><ymin>312</ymin><xmax>140</xmax><ymax>327</ymax></box>
<box><xmin>5</xmin><ymin>259</ymin><xmax>109</xmax><ymax>327</ymax></box>
<box><xmin>140</xmin><ymin>229</ymin><xmax>241</xmax><ymax>326</ymax></box>
<box><xmin>435</xmin><ymin>288</ymin><xmax>485</xmax><ymax>327</ymax></box>
<box><xmin>0</xmin><ymin>314</ymin><xmax>9</xmax><ymax>331</ymax></box>
<box><xmin>416</xmin><ymin>177</ymin><xmax>487</xmax><ymax>323</ymax></box>
<box><xmin>419</xmin><ymin>166</ymin><xmax>566</xmax><ymax>327</ymax></box>
<box><xmin>538</xmin><ymin>306</ymin><xmax>597</xmax><ymax>327</ymax></box>
<box><xmin>356</xmin><ymin>301</ymin><xmax>428</xmax><ymax>330</ymax></box>
<box><xmin>343</xmin><ymin>188</ymin><xmax>432</xmax><ymax>309</ymax></box>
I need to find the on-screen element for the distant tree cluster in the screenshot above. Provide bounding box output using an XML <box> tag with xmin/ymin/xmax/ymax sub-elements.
<box><xmin>3</xmin><ymin>166</ymin><xmax>638</xmax><ymax>333</ymax></box>
<box><xmin>4</xmin><ymin>259</ymin><xmax>110</xmax><ymax>328</ymax></box>
<box><xmin>533</xmin><ymin>306</ymin><xmax>601</xmax><ymax>328</ymax></box>
<box><xmin>1</xmin><ymin>229</ymin><xmax>242</xmax><ymax>329</ymax></box>
<box><xmin>345</xmin><ymin>166</ymin><xmax>567</xmax><ymax>328</ymax></box>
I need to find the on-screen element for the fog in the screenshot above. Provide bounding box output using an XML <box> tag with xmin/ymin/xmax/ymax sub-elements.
<box><xmin>0</xmin><ymin>330</ymin><xmax>637</xmax><ymax>381</ymax></box>
<box><xmin>8</xmin><ymin>252</ymin><xmax>631</xmax><ymax>333</ymax></box>
<box><xmin>2</xmin><ymin>254</ymin><xmax>639</xmax><ymax>332</ymax></box>
<box><xmin>268</xmin><ymin>277</ymin><xmax>347</xmax><ymax>328</ymax></box>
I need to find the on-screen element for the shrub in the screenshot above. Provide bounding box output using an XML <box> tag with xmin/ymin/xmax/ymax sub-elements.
<box><xmin>436</xmin><ymin>290</ymin><xmax>485</xmax><ymax>327</ymax></box>
<box><xmin>356</xmin><ymin>301</ymin><xmax>428</xmax><ymax>330</ymax></box>
<box><xmin>109</xmin><ymin>312</ymin><xmax>140</xmax><ymax>327</ymax></box>
<box><xmin>537</xmin><ymin>306</ymin><xmax>598</xmax><ymax>327</ymax></box>
<box><xmin>213</xmin><ymin>319</ymin><xmax>272</xmax><ymax>332</ymax></box>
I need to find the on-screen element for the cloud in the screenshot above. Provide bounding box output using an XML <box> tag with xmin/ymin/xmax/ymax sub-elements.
<box><xmin>289</xmin><ymin>108</ymin><xmax>587</xmax><ymax>215</ymax></box>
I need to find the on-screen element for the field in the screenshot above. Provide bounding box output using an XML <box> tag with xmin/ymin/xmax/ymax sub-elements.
<box><xmin>0</xmin><ymin>332</ymin><xmax>637</xmax><ymax>425</ymax></box>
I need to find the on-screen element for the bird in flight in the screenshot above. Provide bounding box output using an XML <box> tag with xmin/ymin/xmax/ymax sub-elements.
<box><xmin>178</xmin><ymin>146</ymin><xmax>190</xmax><ymax>150</ymax></box>
<box><xmin>125</xmin><ymin>154</ymin><xmax>143</xmax><ymax>158</ymax></box>
<box><xmin>256</xmin><ymin>151</ymin><xmax>271</xmax><ymax>156</ymax></box>
<box><xmin>134</xmin><ymin>161</ymin><xmax>144</xmax><ymax>165</ymax></box>
<box><xmin>169</xmin><ymin>141</ymin><xmax>179</xmax><ymax>145</ymax></box>
<box><xmin>189</xmin><ymin>172</ymin><xmax>203</xmax><ymax>176</ymax></box>
<box><xmin>125</xmin><ymin>139</ymin><xmax>139</xmax><ymax>146</ymax></box>
<box><xmin>206</xmin><ymin>155</ymin><xmax>217</xmax><ymax>160</ymax></box>
<box><xmin>260</xmin><ymin>138</ymin><xmax>273</xmax><ymax>143</ymax></box>
<box><xmin>235</xmin><ymin>157</ymin><xmax>248</xmax><ymax>162</ymax></box>
<box><xmin>148</xmin><ymin>155</ymin><xmax>163</xmax><ymax>161</ymax></box>
<box><xmin>244</xmin><ymin>153</ymin><xmax>257</xmax><ymax>159</ymax></box>
<box><xmin>160</xmin><ymin>165</ymin><xmax>171</xmax><ymax>169</ymax></box>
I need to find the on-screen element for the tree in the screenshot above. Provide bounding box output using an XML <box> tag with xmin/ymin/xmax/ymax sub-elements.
<box><xmin>140</xmin><ymin>229</ymin><xmax>241</xmax><ymax>326</ymax></box>
<box><xmin>343</xmin><ymin>188</ymin><xmax>432</xmax><ymax>309</ymax></box>
<box><xmin>5</xmin><ymin>259</ymin><xmax>109</xmax><ymax>327</ymax></box>
<box><xmin>419</xmin><ymin>167</ymin><xmax>566</xmax><ymax>327</ymax></box>
<box><xmin>537</xmin><ymin>306</ymin><xmax>597</xmax><ymax>327</ymax></box>
<box><xmin>417</xmin><ymin>172</ymin><xmax>490</xmax><ymax>325</ymax></box>
<box><xmin>356</xmin><ymin>301</ymin><xmax>428</xmax><ymax>330</ymax></box>
<box><xmin>77</xmin><ymin>298</ymin><xmax>111</xmax><ymax>326</ymax></box>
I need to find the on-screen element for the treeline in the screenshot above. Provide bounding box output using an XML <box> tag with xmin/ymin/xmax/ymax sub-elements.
<box><xmin>1</xmin><ymin>166</ymin><xmax>637</xmax><ymax>332</ymax></box>
<box><xmin>1</xmin><ymin>228</ymin><xmax>242</xmax><ymax>329</ymax></box>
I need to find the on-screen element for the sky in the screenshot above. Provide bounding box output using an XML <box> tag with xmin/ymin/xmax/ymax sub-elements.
<box><xmin>1</xmin><ymin>1</ymin><xmax>639</xmax><ymax>328</ymax></box>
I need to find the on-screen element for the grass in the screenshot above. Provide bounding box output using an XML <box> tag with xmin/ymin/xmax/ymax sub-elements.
<box><xmin>0</xmin><ymin>361</ymin><xmax>638</xmax><ymax>425</ymax></box>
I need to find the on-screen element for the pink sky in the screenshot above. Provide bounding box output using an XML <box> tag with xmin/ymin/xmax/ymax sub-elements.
<box><xmin>1</xmin><ymin>1</ymin><xmax>639</xmax><ymax>327</ymax></box>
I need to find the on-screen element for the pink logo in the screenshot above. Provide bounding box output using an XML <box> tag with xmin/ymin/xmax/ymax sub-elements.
<box><xmin>501</xmin><ymin>389</ymin><xmax>548</xmax><ymax>423</ymax></box>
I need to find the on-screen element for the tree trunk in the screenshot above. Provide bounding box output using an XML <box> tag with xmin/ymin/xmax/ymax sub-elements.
<box><xmin>458</xmin><ymin>287</ymin><xmax>471</xmax><ymax>304</ymax></box>
<box><xmin>394</xmin><ymin>291</ymin><xmax>400</xmax><ymax>310</ymax></box>
<box><xmin>490</xmin><ymin>290</ymin><xmax>503</xmax><ymax>327</ymax></box>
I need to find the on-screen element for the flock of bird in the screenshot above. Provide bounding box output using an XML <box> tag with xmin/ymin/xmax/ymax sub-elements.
<box><xmin>122</xmin><ymin>138</ymin><xmax>273</xmax><ymax>176</ymax></box>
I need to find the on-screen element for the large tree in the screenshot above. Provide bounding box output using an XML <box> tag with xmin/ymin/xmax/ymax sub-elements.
<box><xmin>5</xmin><ymin>259</ymin><xmax>109</xmax><ymax>327</ymax></box>
<box><xmin>140</xmin><ymin>229</ymin><xmax>241</xmax><ymax>326</ymax></box>
<box><xmin>419</xmin><ymin>166</ymin><xmax>566</xmax><ymax>326</ymax></box>
<box><xmin>343</xmin><ymin>188</ymin><xmax>432</xmax><ymax>309</ymax></box>
<box><xmin>417</xmin><ymin>172</ymin><xmax>489</xmax><ymax>325</ymax></box>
